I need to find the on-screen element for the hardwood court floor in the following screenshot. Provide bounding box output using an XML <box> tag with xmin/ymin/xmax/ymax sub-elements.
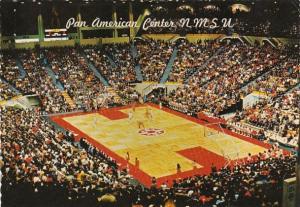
<box><xmin>60</xmin><ymin>105</ymin><xmax>266</xmax><ymax>178</ymax></box>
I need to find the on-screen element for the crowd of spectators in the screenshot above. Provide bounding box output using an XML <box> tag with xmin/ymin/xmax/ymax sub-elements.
<box><xmin>169</xmin><ymin>39</ymin><xmax>221</xmax><ymax>83</ymax></box>
<box><xmin>1</xmin><ymin>46</ymin><xmax>140</xmax><ymax>111</ymax></box>
<box><xmin>102</xmin><ymin>43</ymin><xmax>137</xmax><ymax>84</ymax></box>
<box><xmin>136</xmin><ymin>39</ymin><xmax>175</xmax><ymax>82</ymax></box>
<box><xmin>0</xmin><ymin>39</ymin><xmax>298</xmax><ymax>207</ymax></box>
<box><xmin>44</xmin><ymin>47</ymin><xmax>113</xmax><ymax>110</ymax></box>
<box><xmin>228</xmin><ymin>53</ymin><xmax>299</xmax><ymax>148</ymax></box>
<box><xmin>1</xmin><ymin>41</ymin><xmax>296</xmax><ymax>118</ymax></box>
<box><xmin>0</xmin><ymin>53</ymin><xmax>18</xmax><ymax>100</ymax></box>
<box><xmin>168</xmin><ymin>41</ymin><xmax>281</xmax><ymax>116</ymax></box>
<box><xmin>1</xmin><ymin>53</ymin><xmax>20</xmax><ymax>82</ymax></box>
<box><xmin>84</xmin><ymin>44</ymin><xmax>139</xmax><ymax>104</ymax></box>
<box><xmin>1</xmin><ymin>50</ymin><xmax>70</xmax><ymax>113</ymax></box>
<box><xmin>230</xmin><ymin>87</ymin><xmax>299</xmax><ymax>148</ymax></box>
<box><xmin>0</xmin><ymin>52</ymin><xmax>32</xmax><ymax>93</ymax></box>
<box><xmin>166</xmin><ymin>41</ymin><xmax>299</xmax><ymax>148</ymax></box>
<box><xmin>245</xmin><ymin>57</ymin><xmax>299</xmax><ymax>98</ymax></box>
<box><xmin>0</xmin><ymin>107</ymin><xmax>133</xmax><ymax>207</ymax></box>
<box><xmin>0</xmin><ymin>81</ymin><xmax>18</xmax><ymax>101</ymax></box>
<box><xmin>19</xmin><ymin>51</ymin><xmax>71</xmax><ymax>113</ymax></box>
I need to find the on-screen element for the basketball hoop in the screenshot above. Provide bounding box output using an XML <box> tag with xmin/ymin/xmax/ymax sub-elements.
<box><xmin>202</xmin><ymin>122</ymin><xmax>241</xmax><ymax>167</ymax></box>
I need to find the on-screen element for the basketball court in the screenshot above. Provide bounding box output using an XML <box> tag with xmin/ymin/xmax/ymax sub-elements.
<box><xmin>51</xmin><ymin>103</ymin><xmax>270</xmax><ymax>186</ymax></box>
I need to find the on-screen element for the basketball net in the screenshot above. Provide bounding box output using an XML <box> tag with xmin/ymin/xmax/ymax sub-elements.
<box><xmin>202</xmin><ymin>122</ymin><xmax>241</xmax><ymax>167</ymax></box>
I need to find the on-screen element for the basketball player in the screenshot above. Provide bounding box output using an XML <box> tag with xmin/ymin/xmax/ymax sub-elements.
<box><xmin>135</xmin><ymin>157</ymin><xmax>139</xmax><ymax>168</ymax></box>
<box><xmin>128</xmin><ymin>110</ymin><xmax>133</xmax><ymax>121</ymax></box>
<box><xmin>145</xmin><ymin>107</ymin><xmax>153</xmax><ymax>120</ymax></box>
<box><xmin>176</xmin><ymin>163</ymin><xmax>181</xmax><ymax>173</ymax></box>
<box><xmin>138</xmin><ymin>96</ymin><xmax>144</xmax><ymax>104</ymax></box>
<box><xmin>93</xmin><ymin>115</ymin><xmax>98</xmax><ymax>128</ymax></box>
<box><xmin>159</xmin><ymin>101</ymin><xmax>162</xmax><ymax>109</ymax></box>
<box><xmin>126</xmin><ymin>152</ymin><xmax>130</xmax><ymax>162</ymax></box>
<box><xmin>137</xmin><ymin>120</ymin><xmax>145</xmax><ymax>129</ymax></box>
<box><xmin>132</xmin><ymin>102</ymin><xmax>136</xmax><ymax>112</ymax></box>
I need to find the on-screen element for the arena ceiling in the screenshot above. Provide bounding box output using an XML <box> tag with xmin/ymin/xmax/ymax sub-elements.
<box><xmin>0</xmin><ymin>0</ymin><xmax>292</xmax><ymax>3</ymax></box>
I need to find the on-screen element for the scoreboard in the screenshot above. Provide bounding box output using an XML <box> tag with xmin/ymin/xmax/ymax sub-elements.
<box><xmin>44</xmin><ymin>29</ymin><xmax>68</xmax><ymax>41</ymax></box>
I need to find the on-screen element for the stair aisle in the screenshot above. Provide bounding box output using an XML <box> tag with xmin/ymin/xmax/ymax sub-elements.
<box><xmin>105</xmin><ymin>53</ymin><xmax>117</xmax><ymax>68</ymax></box>
<box><xmin>160</xmin><ymin>47</ymin><xmax>178</xmax><ymax>83</ymax></box>
<box><xmin>81</xmin><ymin>51</ymin><xmax>110</xmax><ymax>86</ymax></box>
<box><xmin>184</xmin><ymin>46</ymin><xmax>224</xmax><ymax>84</ymax></box>
<box><xmin>15</xmin><ymin>58</ymin><xmax>27</xmax><ymax>79</ymax></box>
<box><xmin>43</xmin><ymin>58</ymin><xmax>65</xmax><ymax>91</ymax></box>
<box><xmin>131</xmin><ymin>44</ymin><xmax>143</xmax><ymax>82</ymax></box>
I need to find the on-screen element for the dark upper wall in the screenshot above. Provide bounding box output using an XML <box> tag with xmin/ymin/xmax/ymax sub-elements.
<box><xmin>1</xmin><ymin>0</ymin><xmax>299</xmax><ymax>38</ymax></box>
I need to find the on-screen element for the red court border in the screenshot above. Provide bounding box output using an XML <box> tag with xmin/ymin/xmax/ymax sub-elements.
<box><xmin>50</xmin><ymin>103</ymin><xmax>272</xmax><ymax>187</ymax></box>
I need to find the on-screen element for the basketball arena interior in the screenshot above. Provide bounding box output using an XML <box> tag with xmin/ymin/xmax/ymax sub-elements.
<box><xmin>0</xmin><ymin>0</ymin><xmax>299</xmax><ymax>207</ymax></box>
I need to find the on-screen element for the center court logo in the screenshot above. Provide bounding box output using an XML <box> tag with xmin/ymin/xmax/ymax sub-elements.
<box><xmin>138</xmin><ymin>128</ymin><xmax>165</xmax><ymax>136</ymax></box>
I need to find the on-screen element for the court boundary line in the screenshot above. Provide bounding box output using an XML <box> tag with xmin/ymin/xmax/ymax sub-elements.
<box><xmin>50</xmin><ymin>103</ymin><xmax>274</xmax><ymax>187</ymax></box>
